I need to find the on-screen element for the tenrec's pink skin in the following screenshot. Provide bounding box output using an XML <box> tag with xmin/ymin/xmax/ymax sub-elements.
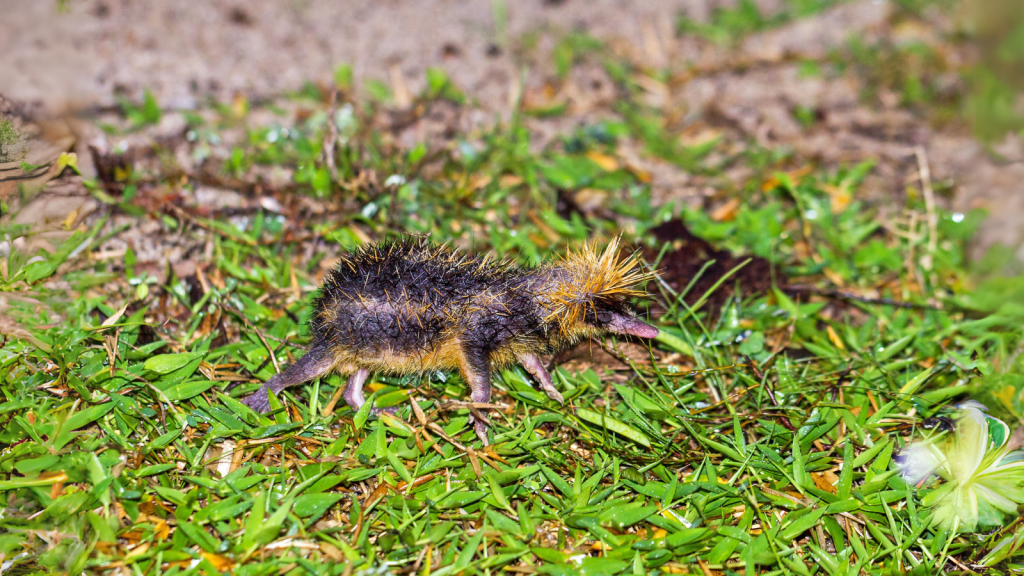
<box><xmin>607</xmin><ymin>312</ymin><xmax>659</xmax><ymax>339</ymax></box>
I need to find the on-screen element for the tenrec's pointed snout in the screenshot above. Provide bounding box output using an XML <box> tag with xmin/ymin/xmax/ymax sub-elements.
<box><xmin>606</xmin><ymin>312</ymin><xmax>659</xmax><ymax>339</ymax></box>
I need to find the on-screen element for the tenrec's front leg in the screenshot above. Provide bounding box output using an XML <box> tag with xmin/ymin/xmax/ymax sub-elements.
<box><xmin>459</xmin><ymin>346</ymin><xmax>493</xmax><ymax>445</ymax></box>
<box><xmin>341</xmin><ymin>368</ymin><xmax>399</xmax><ymax>416</ymax></box>
<box><xmin>518</xmin><ymin>353</ymin><xmax>564</xmax><ymax>404</ymax></box>
<box><xmin>242</xmin><ymin>344</ymin><xmax>336</xmax><ymax>413</ymax></box>
<box><xmin>342</xmin><ymin>368</ymin><xmax>370</xmax><ymax>411</ymax></box>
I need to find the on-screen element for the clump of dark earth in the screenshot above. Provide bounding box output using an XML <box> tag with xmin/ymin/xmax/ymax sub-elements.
<box><xmin>644</xmin><ymin>219</ymin><xmax>781</xmax><ymax>313</ymax></box>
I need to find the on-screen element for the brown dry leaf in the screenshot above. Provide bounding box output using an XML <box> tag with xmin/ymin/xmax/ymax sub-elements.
<box><xmin>390</xmin><ymin>64</ymin><xmax>413</xmax><ymax>109</ymax></box>
<box><xmin>574</xmin><ymin>188</ymin><xmax>608</xmax><ymax>214</ymax></box>
<box><xmin>103</xmin><ymin>333</ymin><xmax>119</xmax><ymax>373</ymax></box>
<box><xmin>319</xmin><ymin>542</ymin><xmax>345</xmax><ymax>561</ymax></box>
<box><xmin>711</xmin><ymin>198</ymin><xmax>741</xmax><ymax>222</ymax></box>
<box><xmin>38</xmin><ymin>470</ymin><xmax>68</xmax><ymax>484</ymax></box>
<box><xmin>522</xmin><ymin>84</ymin><xmax>566</xmax><ymax>112</ymax></box>
<box><xmin>363</xmin><ymin>480</ymin><xmax>391</xmax><ymax>508</ymax></box>
<box><xmin>466</xmin><ymin>447</ymin><xmax>482</xmax><ymax>479</ymax></box>
<box><xmin>823</xmin><ymin>268</ymin><xmax>845</xmax><ymax>288</ymax></box>
<box><xmin>468</xmin><ymin>174</ymin><xmax>492</xmax><ymax>190</ymax></box>
<box><xmin>126</xmin><ymin>542</ymin><xmax>150</xmax><ymax>559</ymax></box>
<box><xmin>585</xmin><ymin>151</ymin><xmax>618</xmax><ymax>172</ymax></box>
<box><xmin>499</xmin><ymin>174</ymin><xmax>523</xmax><ymax>188</ymax></box>
<box><xmin>481</xmin><ymin>448</ymin><xmax>508</xmax><ymax>464</ymax></box>
<box><xmin>153</xmin><ymin>519</ymin><xmax>171</xmax><ymax>540</ymax></box>
<box><xmin>195</xmin><ymin>266</ymin><xmax>211</xmax><ymax>294</ymax></box>
<box><xmin>792</xmin><ymin>240</ymin><xmax>812</xmax><ymax>261</ymax></box>
<box><xmin>623</xmin><ymin>161</ymin><xmax>653</xmax><ymax>183</ymax></box>
<box><xmin>826</xmin><ymin>326</ymin><xmax>846</xmax><ymax>350</ymax></box>
<box><xmin>194</xmin><ymin>313</ymin><xmax>219</xmax><ymax>342</ymax></box>
<box><xmin>290</xmin><ymin>268</ymin><xmax>301</xmax><ymax>301</ymax></box>
<box><xmin>761</xmin><ymin>166</ymin><xmax>815</xmax><ymax>192</ymax></box>
<box><xmin>231</xmin><ymin>94</ymin><xmax>248</xmax><ymax>119</ymax></box>
<box><xmin>823</xmin><ymin>184</ymin><xmax>852</xmax><ymax>213</ymax></box>
<box><xmin>811</xmin><ymin>471</ymin><xmax>839</xmax><ymax>494</ymax></box>
<box><xmin>93</xmin><ymin>541</ymin><xmax>120</xmax><ymax>556</ymax></box>
<box><xmin>640</xmin><ymin>19</ymin><xmax>668</xmax><ymax>68</ymax></box>
<box><xmin>202</xmin><ymin>552</ymin><xmax>236</xmax><ymax>571</ymax></box>
<box><xmin>62</xmin><ymin>208</ymin><xmax>80</xmax><ymax>230</ymax></box>
<box><xmin>679</xmin><ymin>128</ymin><xmax>721</xmax><ymax>149</ymax></box>
<box><xmin>526</xmin><ymin>210</ymin><xmax>562</xmax><ymax>244</ymax></box>
<box><xmin>101</xmin><ymin>302</ymin><xmax>130</xmax><ymax>328</ymax></box>
<box><xmin>632</xmin><ymin>74</ymin><xmax>669</xmax><ymax>107</ymax></box>
<box><xmin>892</xmin><ymin>19</ymin><xmax>933</xmax><ymax>43</ymax></box>
<box><xmin>215</xmin><ymin>440</ymin><xmax>236</xmax><ymax>478</ymax></box>
<box><xmin>209</xmin><ymin>267</ymin><xmax>227</xmax><ymax>291</ymax></box>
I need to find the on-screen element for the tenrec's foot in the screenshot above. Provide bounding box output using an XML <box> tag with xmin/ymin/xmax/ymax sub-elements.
<box><xmin>241</xmin><ymin>387</ymin><xmax>271</xmax><ymax>413</ymax></box>
<box><xmin>543</xmin><ymin>387</ymin><xmax>564</xmax><ymax>404</ymax></box>
<box><xmin>468</xmin><ymin>412</ymin><xmax>490</xmax><ymax>446</ymax></box>
<box><xmin>519</xmin><ymin>353</ymin><xmax>564</xmax><ymax>404</ymax></box>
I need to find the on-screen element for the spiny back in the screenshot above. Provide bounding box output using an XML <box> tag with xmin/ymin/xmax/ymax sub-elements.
<box><xmin>309</xmin><ymin>237</ymin><xmax>526</xmax><ymax>353</ymax></box>
<box><xmin>319</xmin><ymin>236</ymin><xmax>519</xmax><ymax>303</ymax></box>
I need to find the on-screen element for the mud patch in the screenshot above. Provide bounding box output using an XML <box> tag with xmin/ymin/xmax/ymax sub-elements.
<box><xmin>646</xmin><ymin>219</ymin><xmax>781</xmax><ymax>312</ymax></box>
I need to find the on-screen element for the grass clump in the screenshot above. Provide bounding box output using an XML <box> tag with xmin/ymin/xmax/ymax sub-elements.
<box><xmin>0</xmin><ymin>117</ymin><xmax>23</xmax><ymax>163</ymax></box>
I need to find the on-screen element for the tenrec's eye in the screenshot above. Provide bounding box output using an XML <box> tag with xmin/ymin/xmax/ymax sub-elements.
<box><xmin>595</xmin><ymin>311</ymin><xmax>614</xmax><ymax>325</ymax></box>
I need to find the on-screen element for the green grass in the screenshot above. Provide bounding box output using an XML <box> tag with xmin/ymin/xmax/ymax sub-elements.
<box><xmin>3</xmin><ymin>17</ymin><xmax>1024</xmax><ymax>576</ymax></box>
<box><xmin>676</xmin><ymin>0</ymin><xmax>852</xmax><ymax>47</ymax></box>
<box><xmin>0</xmin><ymin>118</ymin><xmax>21</xmax><ymax>164</ymax></box>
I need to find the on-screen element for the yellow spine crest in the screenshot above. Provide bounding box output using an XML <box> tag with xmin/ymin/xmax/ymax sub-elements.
<box><xmin>545</xmin><ymin>236</ymin><xmax>656</xmax><ymax>326</ymax></box>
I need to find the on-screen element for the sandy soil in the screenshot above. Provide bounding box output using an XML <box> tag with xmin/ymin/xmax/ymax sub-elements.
<box><xmin>0</xmin><ymin>0</ymin><xmax>704</xmax><ymax>111</ymax></box>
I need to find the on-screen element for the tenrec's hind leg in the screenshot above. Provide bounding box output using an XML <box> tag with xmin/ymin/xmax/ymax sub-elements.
<box><xmin>459</xmin><ymin>346</ymin><xmax>493</xmax><ymax>446</ymax></box>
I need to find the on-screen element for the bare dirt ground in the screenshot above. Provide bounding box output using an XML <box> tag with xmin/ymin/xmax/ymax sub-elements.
<box><xmin>0</xmin><ymin>0</ymin><xmax>1021</xmax><ymax>266</ymax></box>
<box><xmin>0</xmin><ymin>0</ymin><xmax>705</xmax><ymax>111</ymax></box>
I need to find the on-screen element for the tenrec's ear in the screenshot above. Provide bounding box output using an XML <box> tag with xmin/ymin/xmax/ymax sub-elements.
<box><xmin>605</xmin><ymin>311</ymin><xmax>658</xmax><ymax>339</ymax></box>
